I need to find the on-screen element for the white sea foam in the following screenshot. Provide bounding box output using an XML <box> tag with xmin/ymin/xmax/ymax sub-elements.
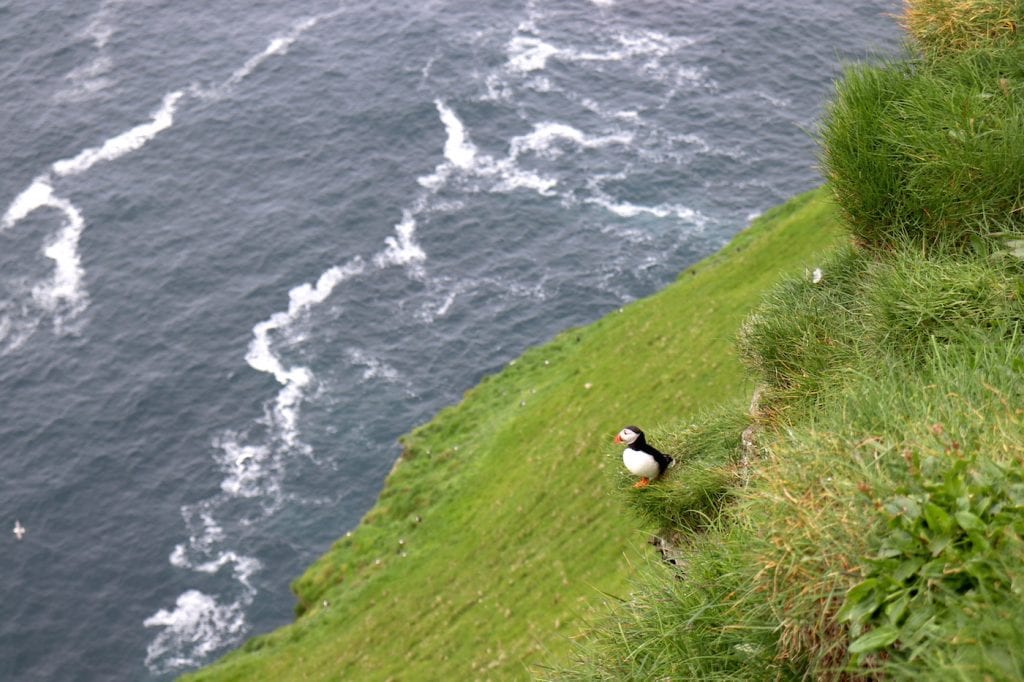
<box><xmin>3</xmin><ymin>176</ymin><xmax>58</xmax><ymax>230</ymax></box>
<box><xmin>424</xmin><ymin>101</ymin><xmax>560</xmax><ymax>196</ymax></box>
<box><xmin>1</xmin><ymin>177</ymin><xmax>89</xmax><ymax>337</ymax></box>
<box><xmin>418</xmin><ymin>101</ymin><xmax>478</xmax><ymax>189</ymax></box>
<box><xmin>509</xmin><ymin>122</ymin><xmax>633</xmax><ymax>158</ymax></box>
<box><xmin>483</xmin><ymin>72</ymin><xmax>511</xmax><ymax>101</ymax></box>
<box><xmin>506</xmin><ymin>27</ymin><xmax>693</xmax><ymax>77</ymax></box>
<box><xmin>147</xmin><ymin>547</ymin><xmax>260</xmax><ymax>667</ymax></box>
<box><xmin>346</xmin><ymin>348</ymin><xmax>400</xmax><ymax>383</ymax></box>
<box><xmin>32</xmin><ymin>201</ymin><xmax>88</xmax><ymax>318</ymax></box>
<box><xmin>195</xmin><ymin>551</ymin><xmax>261</xmax><ymax>586</ymax></box>
<box><xmin>587</xmin><ymin>195</ymin><xmax>707</xmax><ymax>226</ymax></box>
<box><xmin>507</xmin><ymin>36</ymin><xmax>560</xmax><ymax>72</ymax></box>
<box><xmin>675</xmin><ymin>65</ymin><xmax>707</xmax><ymax>85</ymax></box>
<box><xmin>374</xmin><ymin>212</ymin><xmax>427</xmax><ymax>270</ymax></box>
<box><xmin>170</xmin><ymin>545</ymin><xmax>190</xmax><ymax>569</ymax></box>
<box><xmin>613</xmin><ymin>30</ymin><xmax>694</xmax><ymax>59</ymax></box>
<box><xmin>143</xmin><ymin>589</ymin><xmax>250</xmax><ymax>672</ymax></box>
<box><xmin>245</xmin><ymin>259</ymin><xmax>366</xmax><ymax>450</ymax></box>
<box><xmin>226</xmin><ymin>16</ymin><xmax>320</xmax><ymax>88</ymax></box>
<box><xmin>214</xmin><ymin>437</ymin><xmax>273</xmax><ymax>498</ymax></box>
<box><xmin>434</xmin><ymin>291</ymin><xmax>458</xmax><ymax>318</ymax></box>
<box><xmin>492</xmin><ymin>167</ymin><xmax>559</xmax><ymax>194</ymax></box>
<box><xmin>435</xmin><ymin>100</ymin><xmax>478</xmax><ymax>169</ymax></box>
<box><xmin>3</xmin><ymin>91</ymin><xmax>186</xmax><ymax>337</ymax></box>
<box><xmin>52</xmin><ymin>90</ymin><xmax>184</xmax><ymax>177</ymax></box>
<box><xmin>149</xmin><ymin>496</ymin><xmax>263</xmax><ymax>672</ymax></box>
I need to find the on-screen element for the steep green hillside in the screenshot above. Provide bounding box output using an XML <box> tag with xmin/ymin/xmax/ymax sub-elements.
<box><xmin>186</xmin><ymin>189</ymin><xmax>844</xmax><ymax>680</ymax></box>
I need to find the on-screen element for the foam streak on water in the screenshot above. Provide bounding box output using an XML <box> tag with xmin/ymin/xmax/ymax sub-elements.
<box><xmin>52</xmin><ymin>91</ymin><xmax>184</xmax><ymax>177</ymax></box>
<box><xmin>146</xmin><ymin>144</ymin><xmax>432</xmax><ymax>675</ymax></box>
<box><xmin>1</xmin><ymin>177</ymin><xmax>87</xmax><ymax>349</ymax></box>
<box><xmin>0</xmin><ymin>7</ymin><xmax>322</xmax><ymax>354</ymax></box>
<box><xmin>0</xmin><ymin>89</ymin><xmax>181</xmax><ymax>351</ymax></box>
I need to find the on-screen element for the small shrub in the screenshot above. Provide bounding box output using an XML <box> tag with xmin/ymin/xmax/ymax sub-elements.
<box><xmin>549</xmin><ymin>522</ymin><xmax>781</xmax><ymax>681</ymax></box>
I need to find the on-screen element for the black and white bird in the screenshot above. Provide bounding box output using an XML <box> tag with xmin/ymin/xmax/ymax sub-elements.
<box><xmin>615</xmin><ymin>426</ymin><xmax>673</xmax><ymax>488</ymax></box>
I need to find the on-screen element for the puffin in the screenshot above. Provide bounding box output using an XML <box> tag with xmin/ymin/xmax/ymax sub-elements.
<box><xmin>615</xmin><ymin>426</ymin><xmax>673</xmax><ymax>488</ymax></box>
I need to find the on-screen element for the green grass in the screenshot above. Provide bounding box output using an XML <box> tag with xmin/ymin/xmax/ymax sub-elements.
<box><xmin>562</xmin><ymin>236</ymin><xmax>1024</xmax><ymax>682</ymax></box>
<box><xmin>818</xmin><ymin>43</ymin><xmax>1024</xmax><ymax>251</ymax></box>
<box><xmin>557</xmin><ymin>10</ymin><xmax>1024</xmax><ymax>679</ymax></box>
<box><xmin>184</xmin><ymin>189</ymin><xmax>845</xmax><ymax>681</ymax></box>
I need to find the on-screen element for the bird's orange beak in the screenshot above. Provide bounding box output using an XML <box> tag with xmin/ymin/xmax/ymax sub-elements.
<box><xmin>614</xmin><ymin>434</ymin><xmax>622</xmax><ymax>444</ymax></box>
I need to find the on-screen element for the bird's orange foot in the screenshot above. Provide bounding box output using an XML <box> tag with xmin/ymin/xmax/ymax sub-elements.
<box><xmin>633</xmin><ymin>478</ymin><xmax>650</xmax><ymax>489</ymax></box>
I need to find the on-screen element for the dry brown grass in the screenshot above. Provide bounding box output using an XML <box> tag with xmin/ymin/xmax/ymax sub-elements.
<box><xmin>744</xmin><ymin>429</ymin><xmax>897</xmax><ymax>680</ymax></box>
<box><xmin>901</xmin><ymin>0</ymin><xmax>1021</xmax><ymax>52</ymax></box>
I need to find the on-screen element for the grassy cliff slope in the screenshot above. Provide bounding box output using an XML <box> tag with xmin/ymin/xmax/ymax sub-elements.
<box><xmin>186</xmin><ymin>189</ymin><xmax>844</xmax><ymax>680</ymax></box>
<box><xmin>559</xmin><ymin>5</ymin><xmax>1024</xmax><ymax>679</ymax></box>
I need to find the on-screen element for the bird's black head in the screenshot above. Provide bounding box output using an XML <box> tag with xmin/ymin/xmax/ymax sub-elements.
<box><xmin>614</xmin><ymin>425</ymin><xmax>644</xmax><ymax>445</ymax></box>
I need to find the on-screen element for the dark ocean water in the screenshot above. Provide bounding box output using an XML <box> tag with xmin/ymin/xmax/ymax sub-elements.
<box><xmin>1</xmin><ymin>1</ymin><xmax>900</xmax><ymax>679</ymax></box>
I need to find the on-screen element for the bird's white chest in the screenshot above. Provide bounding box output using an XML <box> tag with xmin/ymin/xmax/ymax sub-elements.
<box><xmin>622</xmin><ymin>447</ymin><xmax>660</xmax><ymax>478</ymax></box>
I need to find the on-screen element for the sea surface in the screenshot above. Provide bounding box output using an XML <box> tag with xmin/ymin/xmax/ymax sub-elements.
<box><xmin>1</xmin><ymin>1</ymin><xmax>900</xmax><ymax>678</ymax></box>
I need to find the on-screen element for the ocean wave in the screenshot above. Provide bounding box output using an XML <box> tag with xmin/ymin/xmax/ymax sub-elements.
<box><xmin>505</xmin><ymin>27</ymin><xmax>693</xmax><ymax>75</ymax></box>
<box><xmin>435</xmin><ymin>100</ymin><xmax>479</xmax><ymax>169</ymax></box>
<box><xmin>224</xmin><ymin>16</ymin><xmax>322</xmax><ymax>91</ymax></box>
<box><xmin>3</xmin><ymin>5</ymin><xmax>332</xmax><ymax>357</ymax></box>
<box><xmin>585</xmin><ymin>193</ymin><xmax>708</xmax><ymax>229</ymax></box>
<box><xmin>0</xmin><ymin>90</ymin><xmax>182</xmax><ymax>351</ymax></box>
<box><xmin>246</xmin><ymin>258</ymin><xmax>366</xmax><ymax>451</ymax></box>
<box><xmin>507</xmin><ymin>36</ymin><xmax>560</xmax><ymax>72</ymax></box>
<box><xmin>0</xmin><ymin>177</ymin><xmax>88</xmax><ymax>351</ymax></box>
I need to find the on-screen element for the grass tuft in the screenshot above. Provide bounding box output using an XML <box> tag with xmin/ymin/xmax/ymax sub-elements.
<box><xmin>612</xmin><ymin>407</ymin><xmax>750</xmax><ymax>536</ymax></box>
<box><xmin>818</xmin><ymin>44</ymin><xmax>1024</xmax><ymax>251</ymax></box>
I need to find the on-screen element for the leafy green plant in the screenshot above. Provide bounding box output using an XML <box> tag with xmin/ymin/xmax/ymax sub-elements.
<box><xmin>838</xmin><ymin>451</ymin><xmax>1024</xmax><ymax>662</ymax></box>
